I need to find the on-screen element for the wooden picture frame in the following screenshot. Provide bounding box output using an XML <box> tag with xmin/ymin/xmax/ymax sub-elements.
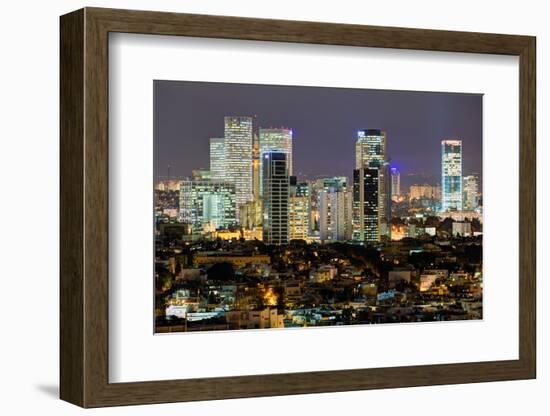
<box><xmin>60</xmin><ymin>7</ymin><xmax>536</xmax><ymax>408</ymax></box>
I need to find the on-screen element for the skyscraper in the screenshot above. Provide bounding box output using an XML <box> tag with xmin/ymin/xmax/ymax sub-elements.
<box><xmin>391</xmin><ymin>167</ymin><xmax>400</xmax><ymax>199</ymax></box>
<box><xmin>209</xmin><ymin>137</ymin><xmax>225</xmax><ymax>181</ymax></box>
<box><xmin>259</xmin><ymin>128</ymin><xmax>293</xmax><ymax>196</ymax></box>
<box><xmin>354</xmin><ymin>129</ymin><xmax>391</xmax><ymax>240</ymax></box>
<box><xmin>355</xmin><ymin>129</ymin><xmax>387</xmax><ymax>169</ymax></box>
<box><xmin>378</xmin><ymin>162</ymin><xmax>392</xmax><ymax>231</ymax></box>
<box><xmin>289</xmin><ymin>177</ymin><xmax>310</xmax><ymax>241</ymax></box>
<box><xmin>224</xmin><ymin>117</ymin><xmax>254</xmax><ymax>213</ymax></box>
<box><xmin>252</xmin><ymin>132</ymin><xmax>261</xmax><ymax>199</ymax></box>
<box><xmin>179</xmin><ymin>180</ymin><xmax>237</xmax><ymax>233</ymax></box>
<box><xmin>463</xmin><ymin>175</ymin><xmax>479</xmax><ymax>211</ymax></box>
<box><xmin>441</xmin><ymin>139</ymin><xmax>463</xmax><ymax>212</ymax></box>
<box><xmin>353</xmin><ymin>167</ymin><xmax>380</xmax><ymax>242</ymax></box>
<box><xmin>262</xmin><ymin>152</ymin><xmax>289</xmax><ymax>245</ymax></box>
<box><xmin>319</xmin><ymin>187</ymin><xmax>353</xmax><ymax>242</ymax></box>
<box><xmin>309</xmin><ymin>177</ymin><xmax>347</xmax><ymax>235</ymax></box>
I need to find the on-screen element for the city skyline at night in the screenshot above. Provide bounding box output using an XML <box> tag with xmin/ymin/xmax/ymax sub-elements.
<box><xmin>154</xmin><ymin>80</ymin><xmax>482</xmax><ymax>188</ymax></box>
<box><xmin>154</xmin><ymin>80</ymin><xmax>483</xmax><ymax>333</ymax></box>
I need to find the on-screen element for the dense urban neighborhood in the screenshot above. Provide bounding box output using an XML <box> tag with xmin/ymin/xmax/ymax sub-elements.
<box><xmin>154</xmin><ymin>118</ymin><xmax>482</xmax><ymax>332</ymax></box>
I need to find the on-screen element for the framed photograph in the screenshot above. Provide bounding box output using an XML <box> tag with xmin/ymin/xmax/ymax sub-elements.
<box><xmin>60</xmin><ymin>7</ymin><xmax>536</xmax><ymax>408</ymax></box>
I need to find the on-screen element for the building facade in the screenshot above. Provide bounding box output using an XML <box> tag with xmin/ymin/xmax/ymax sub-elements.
<box><xmin>353</xmin><ymin>167</ymin><xmax>380</xmax><ymax>242</ymax></box>
<box><xmin>441</xmin><ymin>139</ymin><xmax>463</xmax><ymax>211</ymax></box>
<box><xmin>319</xmin><ymin>187</ymin><xmax>353</xmax><ymax>242</ymax></box>
<box><xmin>224</xmin><ymin>116</ymin><xmax>254</xmax><ymax>213</ymax></box>
<box><xmin>289</xmin><ymin>178</ymin><xmax>310</xmax><ymax>241</ymax></box>
<box><xmin>409</xmin><ymin>184</ymin><xmax>441</xmax><ymax>200</ymax></box>
<box><xmin>209</xmin><ymin>137</ymin><xmax>225</xmax><ymax>181</ymax></box>
<box><xmin>252</xmin><ymin>132</ymin><xmax>261</xmax><ymax>199</ymax></box>
<box><xmin>354</xmin><ymin>129</ymin><xmax>391</xmax><ymax>241</ymax></box>
<box><xmin>262</xmin><ymin>152</ymin><xmax>290</xmax><ymax>245</ymax></box>
<box><xmin>391</xmin><ymin>167</ymin><xmax>400</xmax><ymax>199</ymax></box>
<box><xmin>239</xmin><ymin>199</ymin><xmax>263</xmax><ymax>230</ymax></box>
<box><xmin>179</xmin><ymin>180</ymin><xmax>237</xmax><ymax>233</ymax></box>
<box><xmin>355</xmin><ymin>129</ymin><xmax>387</xmax><ymax>169</ymax></box>
<box><xmin>259</xmin><ymin>128</ymin><xmax>293</xmax><ymax>196</ymax></box>
<box><xmin>463</xmin><ymin>175</ymin><xmax>479</xmax><ymax>211</ymax></box>
<box><xmin>309</xmin><ymin>176</ymin><xmax>347</xmax><ymax>235</ymax></box>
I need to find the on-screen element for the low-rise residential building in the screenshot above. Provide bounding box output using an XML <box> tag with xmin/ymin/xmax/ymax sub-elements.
<box><xmin>226</xmin><ymin>308</ymin><xmax>284</xmax><ymax>330</ymax></box>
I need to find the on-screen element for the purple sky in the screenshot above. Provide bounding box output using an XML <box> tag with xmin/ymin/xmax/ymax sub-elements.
<box><xmin>154</xmin><ymin>80</ymin><xmax>482</xmax><ymax>189</ymax></box>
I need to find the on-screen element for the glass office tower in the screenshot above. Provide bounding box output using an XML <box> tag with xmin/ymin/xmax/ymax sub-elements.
<box><xmin>354</xmin><ymin>129</ymin><xmax>391</xmax><ymax>241</ymax></box>
<box><xmin>391</xmin><ymin>167</ymin><xmax>400</xmax><ymax>199</ymax></box>
<box><xmin>209</xmin><ymin>137</ymin><xmax>225</xmax><ymax>181</ymax></box>
<box><xmin>224</xmin><ymin>116</ymin><xmax>254</xmax><ymax>214</ymax></box>
<box><xmin>262</xmin><ymin>152</ymin><xmax>289</xmax><ymax>245</ymax></box>
<box><xmin>355</xmin><ymin>129</ymin><xmax>387</xmax><ymax>169</ymax></box>
<box><xmin>441</xmin><ymin>139</ymin><xmax>463</xmax><ymax>212</ymax></box>
<box><xmin>353</xmin><ymin>167</ymin><xmax>380</xmax><ymax>243</ymax></box>
<box><xmin>259</xmin><ymin>128</ymin><xmax>293</xmax><ymax>196</ymax></box>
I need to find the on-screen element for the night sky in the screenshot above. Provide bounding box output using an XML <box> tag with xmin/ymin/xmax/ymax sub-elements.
<box><xmin>154</xmin><ymin>80</ymin><xmax>482</xmax><ymax>189</ymax></box>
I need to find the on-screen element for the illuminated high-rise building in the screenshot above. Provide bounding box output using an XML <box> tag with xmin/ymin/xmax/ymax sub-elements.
<box><xmin>355</xmin><ymin>130</ymin><xmax>391</xmax><ymax>239</ymax></box>
<box><xmin>409</xmin><ymin>184</ymin><xmax>440</xmax><ymax>200</ymax></box>
<box><xmin>391</xmin><ymin>167</ymin><xmax>400</xmax><ymax>199</ymax></box>
<box><xmin>192</xmin><ymin>169</ymin><xmax>212</xmax><ymax>181</ymax></box>
<box><xmin>262</xmin><ymin>152</ymin><xmax>289</xmax><ymax>245</ymax></box>
<box><xmin>239</xmin><ymin>199</ymin><xmax>263</xmax><ymax>230</ymax></box>
<box><xmin>209</xmin><ymin>137</ymin><xmax>225</xmax><ymax>181</ymax></box>
<box><xmin>463</xmin><ymin>175</ymin><xmax>479</xmax><ymax>211</ymax></box>
<box><xmin>252</xmin><ymin>132</ymin><xmax>261</xmax><ymax>199</ymax></box>
<box><xmin>378</xmin><ymin>162</ymin><xmax>392</xmax><ymax>230</ymax></box>
<box><xmin>309</xmin><ymin>177</ymin><xmax>347</xmax><ymax>234</ymax></box>
<box><xmin>179</xmin><ymin>180</ymin><xmax>237</xmax><ymax>233</ymax></box>
<box><xmin>289</xmin><ymin>177</ymin><xmax>310</xmax><ymax>241</ymax></box>
<box><xmin>319</xmin><ymin>187</ymin><xmax>353</xmax><ymax>242</ymax></box>
<box><xmin>441</xmin><ymin>139</ymin><xmax>463</xmax><ymax>212</ymax></box>
<box><xmin>259</xmin><ymin>128</ymin><xmax>293</xmax><ymax>196</ymax></box>
<box><xmin>355</xmin><ymin>129</ymin><xmax>387</xmax><ymax>169</ymax></box>
<box><xmin>242</xmin><ymin>131</ymin><xmax>262</xmax><ymax>229</ymax></box>
<box><xmin>224</xmin><ymin>117</ymin><xmax>253</xmax><ymax>213</ymax></box>
<box><xmin>353</xmin><ymin>167</ymin><xmax>380</xmax><ymax>242</ymax></box>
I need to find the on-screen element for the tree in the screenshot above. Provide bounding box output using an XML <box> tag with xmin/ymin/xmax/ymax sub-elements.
<box><xmin>174</xmin><ymin>259</ymin><xmax>182</xmax><ymax>277</ymax></box>
<box><xmin>464</xmin><ymin>244</ymin><xmax>482</xmax><ymax>264</ymax></box>
<box><xmin>155</xmin><ymin>270</ymin><xmax>173</xmax><ymax>292</ymax></box>
<box><xmin>206</xmin><ymin>262</ymin><xmax>235</xmax><ymax>282</ymax></box>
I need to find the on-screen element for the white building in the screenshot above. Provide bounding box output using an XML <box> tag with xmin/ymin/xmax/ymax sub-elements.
<box><xmin>441</xmin><ymin>139</ymin><xmax>463</xmax><ymax>211</ymax></box>
<box><xmin>289</xmin><ymin>181</ymin><xmax>309</xmax><ymax>241</ymax></box>
<box><xmin>209</xmin><ymin>137</ymin><xmax>225</xmax><ymax>181</ymax></box>
<box><xmin>391</xmin><ymin>167</ymin><xmax>400</xmax><ymax>199</ymax></box>
<box><xmin>452</xmin><ymin>221</ymin><xmax>472</xmax><ymax>237</ymax></box>
<box><xmin>463</xmin><ymin>175</ymin><xmax>479</xmax><ymax>211</ymax></box>
<box><xmin>224</xmin><ymin>116</ymin><xmax>254</xmax><ymax>214</ymax></box>
<box><xmin>319</xmin><ymin>188</ymin><xmax>353</xmax><ymax>241</ymax></box>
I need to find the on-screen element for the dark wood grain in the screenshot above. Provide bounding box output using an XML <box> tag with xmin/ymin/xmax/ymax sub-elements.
<box><xmin>59</xmin><ymin>8</ymin><xmax>84</xmax><ymax>407</ymax></box>
<box><xmin>60</xmin><ymin>7</ymin><xmax>537</xmax><ymax>408</ymax></box>
<box><xmin>518</xmin><ymin>37</ymin><xmax>537</xmax><ymax>376</ymax></box>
